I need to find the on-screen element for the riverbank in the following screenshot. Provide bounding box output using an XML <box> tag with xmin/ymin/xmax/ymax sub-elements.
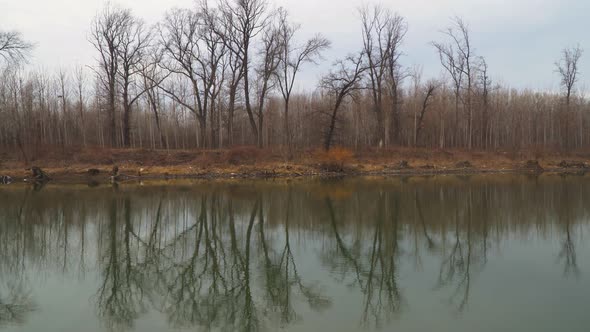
<box><xmin>2</xmin><ymin>146</ymin><xmax>590</xmax><ymax>183</ymax></box>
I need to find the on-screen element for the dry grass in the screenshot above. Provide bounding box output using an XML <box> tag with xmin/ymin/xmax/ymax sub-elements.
<box><xmin>2</xmin><ymin>145</ymin><xmax>590</xmax><ymax>180</ymax></box>
<box><xmin>311</xmin><ymin>147</ymin><xmax>355</xmax><ymax>172</ymax></box>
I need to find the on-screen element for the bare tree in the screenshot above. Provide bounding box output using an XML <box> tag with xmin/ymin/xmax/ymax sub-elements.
<box><xmin>319</xmin><ymin>52</ymin><xmax>366</xmax><ymax>151</ymax></box>
<box><xmin>139</xmin><ymin>51</ymin><xmax>167</xmax><ymax>149</ymax></box>
<box><xmin>158</xmin><ymin>8</ymin><xmax>202</xmax><ymax>145</ymax></box>
<box><xmin>414</xmin><ymin>81</ymin><xmax>437</xmax><ymax>146</ymax></box>
<box><xmin>57</xmin><ymin>69</ymin><xmax>69</xmax><ymax>146</ymax></box>
<box><xmin>478</xmin><ymin>57</ymin><xmax>492</xmax><ymax>149</ymax></box>
<box><xmin>201</xmin><ymin>3</ymin><xmax>228</xmax><ymax>149</ymax></box>
<box><xmin>555</xmin><ymin>44</ymin><xmax>583</xmax><ymax>150</ymax></box>
<box><xmin>90</xmin><ymin>4</ymin><xmax>129</xmax><ymax>147</ymax></box>
<box><xmin>217</xmin><ymin>7</ymin><xmax>244</xmax><ymax>146</ymax></box>
<box><xmin>117</xmin><ymin>11</ymin><xmax>152</xmax><ymax>147</ymax></box>
<box><xmin>556</xmin><ymin>45</ymin><xmax>583</xmax><ymax>106</ymax></box>
<box><xmin>276</xmin><ymin>8</ymin><xmax>330</xmax><ymax>156</ymax></box>
<box><xmin>158</xmin><ymin>5</ymin><xmax>226</xmax><ymax>148</ymax></box>
<box><xmin>383</xmin><ymin>12</ymin><xmax>407</xmax><ymax>145</ymax></box>
<box><xmin>219</xmin><ymin>0</ymin><xmax>269</xmax><ymax>146</ymax></box>
<box><xmin>74</xmin><ymin>65</ymin><xmax>88</xmax><ymax>146</ymax></box>
<box><xmin>359</xmin><ymin>5</ymin><xmax>407</xmax><ymax>147</ymax></box>
<box><xmin>0</xmin><ymin>31</ymin><xmax>33</xmax><ymax>64</ymax></box>
<box><xmin>253</xmin><ymin>18</ymin><xmax>282</xmax><ymax>148</ymax></box>
<box><xmin>432</xmin><ymin>17</ymin><xmax>478</xmax><ymax>149</ymax></box>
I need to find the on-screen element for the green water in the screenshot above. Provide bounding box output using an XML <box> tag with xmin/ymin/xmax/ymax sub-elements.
<box><xmin>0</xmin><ymin>174</ymin><xmax>589</xmax><ymax>331</ymax></box>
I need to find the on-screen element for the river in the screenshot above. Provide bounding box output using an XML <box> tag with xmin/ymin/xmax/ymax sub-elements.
<box><xmin>0</xmin><ymin>174</ymin><xmax>589</xmax><ymax>331</ymax></box>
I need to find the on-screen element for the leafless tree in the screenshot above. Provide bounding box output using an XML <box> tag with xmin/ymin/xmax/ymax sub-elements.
<box><xmin>432</xmin><ymin>16</ymin><xmax>479</xmax><ymax>149</ymax></box>
<box><xmin>74</xmin><ymin>65</ymin><xmax>88</xmax><ymax>146</ymax></box>
<box><xmin>90</xmin><ymin>4</ymin><xmax>129</xmax><ymax>146</ymax></box>
<box><xmin>319</xmin><ymin>52</ymin><xmax>366</xmax><ymax>151</ymax></box>
<box><xmin>218</xmin><ymin>0</ymin><xmax>270</xmax><ymax>147</ymax></box>
<box><xmin>359</xmin><ymin>5</ymin><xmax>407</xmax><ymax>147</ymax></box>
<box><xmin>478</xmin><ymin>57</ymin><xmax>492</xmax><ymax>148</ymax></box>
<box><xmin>275</xmin><ymin>8</ymin><xmax>330</xmax><ymax>156</ymax></box>
<box><xmin>201</xmin><ymin>3</ymin><xmax>228</xmax><ymax>148</ymax></box>
<box><xmin>158</xmin><ymin>5</ymin><xmax>226</xmax><ymax>148</ymax></box>
<box><xmin>216</xmin><ymin>7</ymin><xmax>244</xmax><ymax>146</ymax></box>
<box><xmin>253</xmin><ymin>17</ymin><xmax>282</xmax><ymax>147</ymax></box>
<box><xmin>139</xmin><ymin>51</ymin><xmax>167</xmax><ymax>149</ymax></box>
<box><xmin>556</xmin><ymin>45</ymin><xmax>583</xmax><ymax>106</ymax></box>
<box><xmin>57</xmin><ymin>69</ymin><xmax>69</xmax><ymax>146</ymax></box>
<box><xmin>555</xmin><ymin>44</ymin><xmax>583</xmax><ymax>150</ymax></box>
<box><xmin>158</xmin><ymin>8</ymin><xmax>202</xmax><ymax>144</ymax></box>
<box><xmin>415</xmin><ymin>81</ymin><xmax>437</xmax><ymax>146</ymax></box>
<box><xmin>0</xmin><ymin>31</ymin><xmax>33</xmax><ymax>64</ymax></box>
<box><xmin>116</xmin><ymin>11</ymin><xmax>152</xmax><ymax>147</ymax></box>
<box><xmin>383</xmin><ymin>12</ymin><xmax>408</xmax><ymax>145</ymax></box>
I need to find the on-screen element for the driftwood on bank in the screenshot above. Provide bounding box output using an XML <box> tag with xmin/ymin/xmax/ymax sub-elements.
<box><xmin>110</xmin><ymin>165</ymin><xmax>144</xmax><ymax>183</ymax></box>
<box><xmin>27</xmin><ymin>167</ymin><xmax>51</xmax><ymax>182</ymax></box>
<box><xmin>1</xmin><ymin>175</ymin><xmax>12</xmax><ymax>184</ymax></box>
<box><xmin>558</xmin><ymin>160</ymin><xmax>589</xmax><ymax>169</ymax></box>
<box><xmin>110</xmin><ymin>166</ymin><xmax>120</xmax><ymax>182</ymax></box>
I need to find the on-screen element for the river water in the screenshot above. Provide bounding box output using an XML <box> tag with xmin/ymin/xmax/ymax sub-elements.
<box><xmin>0</xmin><ymin>174</ymin><xmax>589</xmax><ymax>331</ymax></box>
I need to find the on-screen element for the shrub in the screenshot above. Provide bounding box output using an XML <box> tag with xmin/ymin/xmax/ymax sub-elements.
<box><xmin>314</xmin><ymin>147</ymin><xmax>355</xmax><ymax>172</ymax></box>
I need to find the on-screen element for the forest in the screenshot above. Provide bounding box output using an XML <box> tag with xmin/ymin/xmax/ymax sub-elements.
<box><xmin>0</xmin><ymin>0</ymin><xmax>586</xmax><ymax>163</ymax></box>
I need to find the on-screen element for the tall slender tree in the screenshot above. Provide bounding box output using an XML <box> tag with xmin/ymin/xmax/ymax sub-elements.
<box><xmin>555</xmin><ymin>44</ymin><xmax>583</xmax><ymax>150</ymax></box>
<box><xmin>117</xmin><ymin>11</ymin><xmax>152</xmax><ymax>147</ymax></box>
<box><xmin>90</xmin><ymin>4</ymin><xmax>129</xmax><ymax>147</ymax></box>
<box><xmin>433</xmin><ymin>17</ymin><xmax>478</xmax><ymax>149</ymax></box>
<box><xmin>359</xmin><ymin>5</ymin><xmax>407</xmax><ymax>147</ymax></box>
<box><xmin>275</xmin><ymin>8</ymin><xmax>330</xmax><ymax>156</ymax></box>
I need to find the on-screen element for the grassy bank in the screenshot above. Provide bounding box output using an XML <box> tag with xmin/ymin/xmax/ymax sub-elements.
<box><xmin>1</xmin><ymin>146</ymin><xmax>590</xmax><ymax>182</ymax></box>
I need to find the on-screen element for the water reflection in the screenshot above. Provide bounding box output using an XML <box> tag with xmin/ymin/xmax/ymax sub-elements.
<box><xmin>89</xmin><ymin>189</ymin><xmax>330</xmax><ymax>331</ymax></box>
<box><xmin>0</xmin><ymin>175</ymin><xmax>589</xmax><ymax>331</ymax></box>
<box><xmin>324</xmin><ymin>195</ymin><xmax>402</xmax><ymax>328</ymax></box>
<box><xmin>0</xmin><ymin>281</ymin><xmax>36</xmax><ymax>327</ymax></box>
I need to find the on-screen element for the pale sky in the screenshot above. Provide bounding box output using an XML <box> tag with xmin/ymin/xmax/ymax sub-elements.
<box><xmin>1</xmin><ymin>0</ymin><xmax>589</xmax><ymax>92</ymax></box>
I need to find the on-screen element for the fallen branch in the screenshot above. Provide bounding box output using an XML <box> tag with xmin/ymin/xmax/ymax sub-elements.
<box><xmin>1</xmin><ymin>175</ymin><xmax>13</xmax><ymax>184</ymax></box>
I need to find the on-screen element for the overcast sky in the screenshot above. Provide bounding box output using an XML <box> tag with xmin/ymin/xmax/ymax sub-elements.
<box><xmin>1</xmin><ymin>0</ymin><xmax>588</xmax><ymax>92</ymax></box>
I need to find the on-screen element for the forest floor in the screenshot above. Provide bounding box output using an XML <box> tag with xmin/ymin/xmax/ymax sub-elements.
<box><xmin>2</xmin><ymin>145</ymin><xmax>590</xmax><ymax>183</ymax></box>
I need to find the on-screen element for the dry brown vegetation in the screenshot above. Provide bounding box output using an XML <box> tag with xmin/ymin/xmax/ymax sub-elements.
<box><xmin>3</xmin><ymin>145</ymin><xmax>590</xmax><ymax>181</ymax></box>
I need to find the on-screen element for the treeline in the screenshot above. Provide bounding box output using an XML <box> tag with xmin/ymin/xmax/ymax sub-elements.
<box><xmin>0</xmin><ymin>1</ymin><xmax>586</xmax><ymax>157</ymax></box>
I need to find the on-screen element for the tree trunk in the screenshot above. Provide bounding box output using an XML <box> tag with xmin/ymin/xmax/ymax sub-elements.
<box><xmin>109</xmin><ymin>79</ymin><xmax>117</xmax><ymax>147</ymax></box>
<box><xmin>325</xmin><ymin>97</ymin><xmax>344</xmax><ymax>151</ymax></box>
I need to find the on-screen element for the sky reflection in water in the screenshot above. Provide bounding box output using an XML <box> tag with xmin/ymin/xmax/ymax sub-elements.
<box><xmin>0</xmin><ymin>174</ymin><xmax>589</xmax><ymax>332</ymax></box>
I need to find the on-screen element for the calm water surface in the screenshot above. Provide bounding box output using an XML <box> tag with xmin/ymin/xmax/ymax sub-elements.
<box><xmin>0</xmin><ymin>175</ymin><xmax>589</xmax><ymax>331</ymax></box>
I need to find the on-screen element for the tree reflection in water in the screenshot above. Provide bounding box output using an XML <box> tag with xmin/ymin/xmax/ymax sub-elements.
<box><xmin>323</xmin><ymin>194</ymin><xmax>403</xmax><ymax>329</ymax></box>
<box><xmin>91</xmin><ymin>187</ymin><xmax>331</xmax><ymax>331</ymax></box>
<box><xmin>557</xmin><ymin>177</ymin><xmax>580</xmax><ymax>278</ymax></box>
<box><xmin>0</xmin><ymin>281</ymin><xmax>36</xmax><ymax>327</ymax></box>
<box><xmin>0</xmin><ymin>188</ymin><xmax>37</xmax><ymax>327</ymax></box>
<box><xmin>0</xmin><ymin>175</ymin><xmax>588</xmax><ymax>331</ymax></box>
<box><xmin>95</xmin><ymin>197</ymin><xmax>147</xmax><ymax>331</ymax></box>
